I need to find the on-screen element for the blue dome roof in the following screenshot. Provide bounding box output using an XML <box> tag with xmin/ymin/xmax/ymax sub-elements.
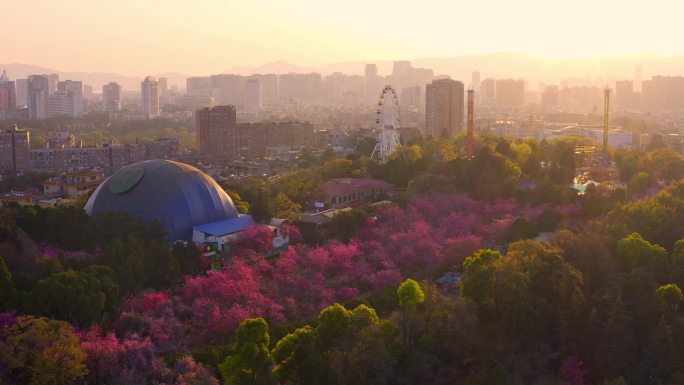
<box><xmin>84</xmin><ymin>160</ymin><xmax>238</xmax><ymax>241</ymax></box>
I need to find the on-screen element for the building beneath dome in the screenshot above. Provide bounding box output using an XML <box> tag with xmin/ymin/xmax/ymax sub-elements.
<box><xmin>84</xmin><ymin>159</ymin><xmax>250</xmax><ymax>241</ymax></box>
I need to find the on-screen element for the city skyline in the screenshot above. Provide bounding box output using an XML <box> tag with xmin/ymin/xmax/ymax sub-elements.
<box><xmin>5</xmin><ymin>0</ymin><xmax>684</xmax><ymax>75</ymax></box>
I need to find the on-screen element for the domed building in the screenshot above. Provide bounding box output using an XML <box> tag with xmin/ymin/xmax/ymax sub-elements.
<box><xmin>85</xmin><ymin>160</ymin><xmax>251</xmax><ymax>242</ymax></box>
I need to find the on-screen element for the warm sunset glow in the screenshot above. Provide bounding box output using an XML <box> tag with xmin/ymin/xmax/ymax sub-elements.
<box><xmin>4</xmin><ymin>0</ymin><xmax>683</xmax><ymax>75</ymax></box>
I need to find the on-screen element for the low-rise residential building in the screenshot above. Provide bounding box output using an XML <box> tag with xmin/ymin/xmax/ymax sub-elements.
<box><xmin>322</xmin><ymin>178</ymin><xmax>395</xmax><ymax>209</ymax></box>
<box><xmin>43</xmin><ymin>170</ymin><xmax>105</xmax><ymax>198</ymax></box>
<box><xmin>0</xmin><ymin>191</ymin><xmax>34</xmax><ymax>206</ymax></box>
<box><xmin>29</xmin><ymin>137</ymin><xmax>180</xmax><ymax>175</ymax></box>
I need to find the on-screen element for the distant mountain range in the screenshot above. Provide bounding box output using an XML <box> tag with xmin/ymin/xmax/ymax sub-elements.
<box><xmin>229</xmin><ymin>53</ymin><xmax>684</xmax><ymax>84</ymax></box>
<box><xmin>0</xmin><ymin>63</ymin><xmax>188</xmax><ymax>91</ymax></box>
<box><xmin>4</xmin><ymin>53</ymin><xmax>684</xmax><ymax>91</ymax></box>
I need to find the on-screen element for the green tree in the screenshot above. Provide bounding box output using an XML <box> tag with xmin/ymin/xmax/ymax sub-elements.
<box><xmin>273</xmin><ymin>193</ymin><xmax>302</xmax><ymax>221</ymax></box>
<box><xmin>316</xmin><ymin>303</ymin><xmax>351</xmax><ymax>348</ymax></box>
<box><xmin>599</xmin><ymin>295</ymin><xmax>635</xmax><ymax>379</ymax></box>
<box><xmin>320</xmin><ymin>159</ymin><xmax>355</xmax><ymax>180</ymax></box>
<box><xmin>297</xmin><ymin>149</ymin><xmax>317</xmax><ymax>169</ymax></box>
<box><xmin>0</xmin><ymin>316</ymin><xmax>87</xmax><ymax>385</ymax></box>
<box><xmin>506</xmin><ymin>241</ymin><xmax>586</xmax><ymax>348</ymax></box>
<box><xmin>320</xmin><ymin>148</ymin><xmax>336</xmax><ymax>163</ymax></box>
<box><xmin>0</xmin><ymin>256</ymin><xmax>15</xmax><ymax>310</ymax></box>
<box><xmin>327</xmin><ymin>209</ymin><xmax>367</xmax><ymax>242</ymax></box>
<box><xmin>173</xmin><ymin>241</ymin><xmax>203</xmax><ymax>276</ymax></box>
<box><xmin>626</xmin><ymin>171</ymin><xmax>652</xmax><ymax>196</ymax></box>
<box><xmin>82</xmin><ymin>265</ymin><xmax>121</xmax><ymax>316</ymax></box>
<box><xmin>271</xmin><ymin>326</ymin><xmax>323</xmax><ymax>385</ymax></box>
<box><xmin>656</xmin><ymin>284</ymin><xmax>683</xmax><ymax>313</ymax></box>
<box><xmin>504</xmin><ymin>217</ymin><xmax>538</xmax><ymax>243</ymax></box>
<box><xmin>144</xmin><ymin>240</ymin><xmax>180</xmax><ymax>289</ymax></box>
<box><xmin>26</xmin><ymin>269</ymin><xmax>106</xmax><ymax>326</ymax></box>
<box><xmin>397</xmin><ymin>279</ymin><xmax>425</xmax><ymax>310</ymax></box>
<box><xmin>313</xmin><ymin>303</ymin><xmax>395</xmax><ymax>385</ymax></box>
<box><xmin>219</xmin><ymin>318</ymin><xmax>273</xmax><ymax>385</ymax></box>
<box><xmin>646</xmin><ymin>134</ymin><xmax>667</xmax><ymax>151</ymax></box>
<box><xmin>419</xmin><ymin>283</ymin><xmax>478</xmax><ymax>363</ymax></box>
<box><xmin>397</xmin><ymin>279</ymin><xmax>425</xmax><ymax>347</ymax></box>
<box><xmin>346</xmin><ymin>319</ymin><xmax>397</xmax><ymax>385</ymax></box>
<box><xmin>616</xmin><ymin>233</ymin><xmax>668</xmax><ymax>277</ymax></box>
<box><xmin>537</xmin><ymin>207</ymin><xmax>565</xmax><ymax>232</ymax></box>
<box><xmin>119</xmin><ymin>236</ymin><xmax>146</xmax><ymax>294</ymax></box>
<box><xmin>245</xmin><ymin>179</ymin><xmax>273</xmax><ymax>223</ymax></box>
<box><xmin>671</xmin><ymin>238</ymin><xmax>684</xmax><ymax>288</ymax></box>
<box><xmin>275</xmin><ymin>171</ymin><xmax>321</xmax><ymax>206</ymax></box>
<box><xmin>461</xmin><ymin>249</ymin><xmax>504</xmax><ymax>307</ymax></box>
<box><xmin>635</xmin><ymin>317</ymin><xmax>675</xmax><ymax>385</ymax></box>
<box><xmin>226</xmin><ymin>189</ymin><xmax>250</xmax><ymax>214</ymax></box>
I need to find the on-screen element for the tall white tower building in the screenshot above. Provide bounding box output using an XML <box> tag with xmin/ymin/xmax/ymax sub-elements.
<box><xmin>141</xmin><ymin>76</ymin><xmax>160</xmax><ymax>118</ymax></box>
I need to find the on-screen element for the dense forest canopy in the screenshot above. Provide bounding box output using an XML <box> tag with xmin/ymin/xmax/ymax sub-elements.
<box><xmin>2</xmin><ymin>134</ymin><xmax>684</xmax><ymax>384</ymax></box>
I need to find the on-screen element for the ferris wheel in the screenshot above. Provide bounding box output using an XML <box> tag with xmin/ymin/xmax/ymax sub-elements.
<box><xmin>371</xmin><ymin>85</ymin><xmax>402</xmax><ymax>164</ymax></box>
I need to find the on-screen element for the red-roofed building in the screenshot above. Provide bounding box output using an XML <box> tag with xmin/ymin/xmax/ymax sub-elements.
<box><xmin>322</xmin><ymin>178</ymin><xmax>395</xmax><ymax>209</ymax></box>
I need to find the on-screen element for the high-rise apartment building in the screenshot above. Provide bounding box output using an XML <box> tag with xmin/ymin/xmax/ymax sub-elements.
<box><xmin>406</xmin><ymin>67</ymin><xmax>434</xmax><ymax>88</ymax></box>
<box><xmin>47</xmin><ymin>74</ymin><xmax>59</xmax><ymax>95</ymax></box>
<box><xmin>102</xmin><ymin>82</ymin><xmax>122</xmax><ymax>112</ymax></box>
<box><xmin>15</xmin><ymin>79</ymin><xmax>27</xmax><ymax>107</ymax></box>
<box><xmin>642</xmin><ymin>76</ymin><xmax>684</xmax><ymax>112</ymax></box>
<box><xmin>400</xmin><ymin>86</ymin><xmax>422</xmax><ymax>110</ymax></box>
<box><xmin>392</xmin><ymin>61</ymin><xmax>411</xmax><ymax>78</ymax></box>
<box><xmin>186</xmin><ymin>76</ymin><xmax>213</xmax><ymax>95</ymax></box>
<box><xmin>541</xmin><ymin>85</ymin><xmax>560</xmax><ymax>110</ymax></box>
<box><xmin>279</xmin><ymin>73</ymin><xmax>297</xmax><ymax>101</ymax></box>
<box><xmin>425</xmin><ymin>78</ymin><xmax>464</xmax><ymax>138</ymax></box>
<box><xmin>495</xmin><ymin>79</ymin><xmax>525</xmax><ymax>108</ymax></box>
<box><xmin>615</xmin><ymin>80</ymin><xmax>639</xmax><ymax>111</ymax></box>
<box><xmin>278</xmin><ymin>73</ymin><xmax>322</xmax><ymax>103</ymax></box>
<box><xmin>57</xmin><ymin>80</ymin><xmax>83</xmax><ymax>96</ymax></box>
<box><xmin>50</xmin><ymin>80</ymin><xmax>83</xmax><ymax>117</ymax></box>
<box><xmin>210</xmin><ymin>74</ymin><xmax>244</xmax><ymax>106</ymax></box>
<box><xmin>158</xmin><ymin>77</ymin><xmax>168</xmax><ymax>98</ymax></box>
<box><xmin>0</xmin><ymin>70</ymin><xmax>16</xmax><ymax>115</ymax></box>
<box><xmin>634</xmin><ymin>65</ymin><xmax>643</xmax><ymax>93</ymax></box>
<box><xmin>365</xmin><ymin>64</ymin><xmax>384</xmax><ymax>102</ymax></box>
<box><xmin>141</xmin><ymin>76</ymin><xmax>160</xmax><ymax>118</ymax></box>
<box><xmin>260</xmin><ymin>74</ymin><xmax>278</xmax><ymax>105</ymax></box>
<box><xmin>48</xmin><ymin>91</ymin><xmax>83</xmax><ymax>117</ymax></box>
<box><xmin>83</xmin><ymin>85</ymin><xmax>93</xmax><ymax>100</ymax></box>
<box><xmin>480</xmin><ymin>78</ymin><xmax>497</xmax><ymax>106</ymax></box>
<box><xmin>0</xmin><ymin>126</ymin><xmax>30</xmax><ymax>173</ymax></box>
<box><xmin>471</xmin><ymin>71</ymin><xmax>481</xmax><ymax>92</ymax></box>
<box><xmin>195</xmin><ymin>105</ymin><xmax>237</xmax><ymax>156</ymax></box>
<box><xmin>245</xmin><ymin>78</ymin><xmax>262</xmax><ymax>113</ymax></box>
<box><xmin>390</xmin><ymin>61</ymin><xmax>412</xmax><ymax>91</ymax></box>
<box><xmin>27</xmin><ymin>75</ymin><xmax>50</xmax><ymax>119</ymax></box>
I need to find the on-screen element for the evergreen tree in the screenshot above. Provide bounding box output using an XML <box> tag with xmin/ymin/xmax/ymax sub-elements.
<box><xmin>219</xmin><ymin>318</ymin><xmax>273</xmax><ymax>385</ymax></box>
<box><xmin>0</xmin><ymin>256</ymin><xmax>15</xmax><ymax>310</ymax></box>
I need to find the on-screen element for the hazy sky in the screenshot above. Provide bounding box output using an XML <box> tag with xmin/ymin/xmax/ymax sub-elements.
<box><xmin>4</xmin><ymin>0</ymin><xmax>682</xmax><ymax>75</ymax></box>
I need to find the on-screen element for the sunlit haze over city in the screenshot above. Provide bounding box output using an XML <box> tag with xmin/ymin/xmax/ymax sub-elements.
<box><xmin>4</xmin><ymin>0</ymin><xmax>684</xmax><ymax>75</ymax></box>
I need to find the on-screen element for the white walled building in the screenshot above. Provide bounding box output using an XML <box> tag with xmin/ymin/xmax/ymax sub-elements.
<box><xmin>141</xmin><ymin>76</ymin><xmax>160</xmax><ymax>118</ymax></box>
